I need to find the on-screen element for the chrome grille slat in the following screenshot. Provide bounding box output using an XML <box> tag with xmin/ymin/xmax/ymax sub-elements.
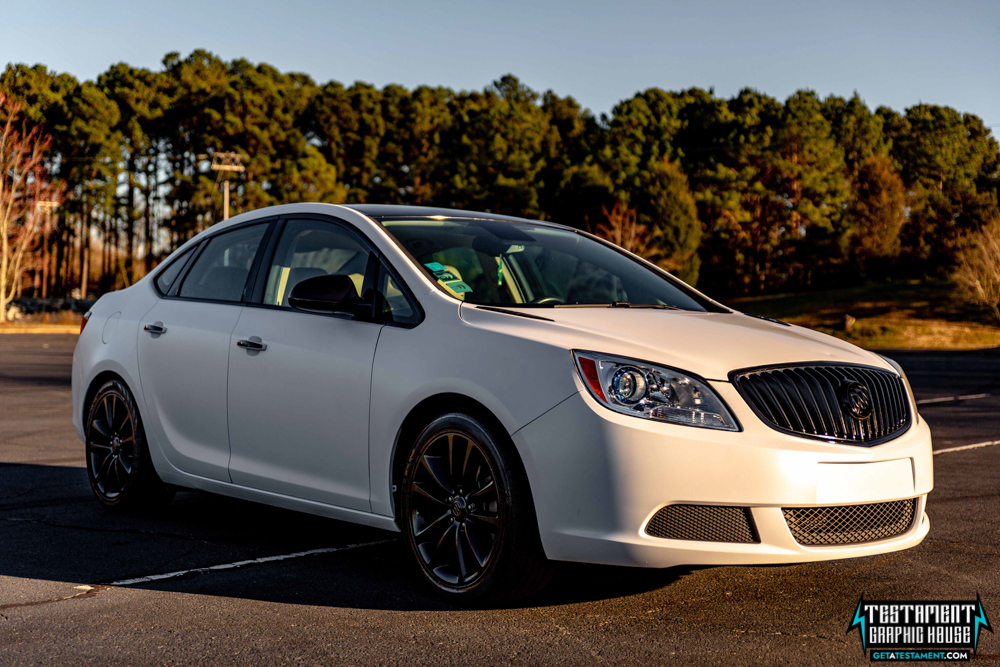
<box><xmin>783</xmin><ymin>499</ymin><xmax>917</xmax><ymax>545</ymax></box>
<box><xmin>805</xmin><ymin>366</ymin><xmax>844</xmax><ymax>438</ymax></box>
<box><xmin>761</xmin><ymin>373</ymin><xmax>794</xmax><ymax>430</ymax></box>
<box><xmin>790</xmin><ymin>368</ymin><xmax>826</xmax><ymax>435</ymax></box>
<box><xmin>785</xmin><ymin>371</ymin><xmax>818</xmax><ymax>434</ymax></box>
<box><xmin>732</xmin><ymin>364</ymin><xmax>911</xmax><ymax>446</ymax></box>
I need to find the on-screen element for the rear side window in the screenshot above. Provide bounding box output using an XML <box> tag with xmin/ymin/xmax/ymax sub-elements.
<box><xmin>154</xmin><ymin>246</ymin><xmax>194</xmax><ymax>294</ymax></box>
<box><xmin>178</xmin><ymin>224</ymin><xmax>267</xmax><ymax>302</ymax></box>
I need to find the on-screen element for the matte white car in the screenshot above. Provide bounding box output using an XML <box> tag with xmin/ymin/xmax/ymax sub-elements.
<box><xmin>72</xmin><ymin>204</ymin><xmax>933</xmax><ymax>602</ymax></box>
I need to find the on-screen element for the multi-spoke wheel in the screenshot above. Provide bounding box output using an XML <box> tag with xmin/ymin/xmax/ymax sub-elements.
<box><xmin>402</xmin><ymin>412</ymin><xmax>553</xmax><ymax>603</ymax></box>
<box><xmin>409</xmin><ymin>431</ymin><xmax>501</xmax><ymax>587</ymax></box>
<box><xmin>86</xmin><ymin>379</ymin><xmax>173</xmax><ymax>511</ymax></box>
<box><xmin>88</xmin><ymin>389</ymin><xmax>137</xmax><ymax>500</ymax></box>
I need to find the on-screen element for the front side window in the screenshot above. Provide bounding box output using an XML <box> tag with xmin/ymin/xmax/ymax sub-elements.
<box><xmin>381</xmin><ymin>218</ymin><xmax>711</xmax><ymax>310</ymax></box>
<box><xmin>263</xmin><ymin>219</ymin><xmax>372</xmax><ymax>308</ymax></box>
<box><xmin>178</xmin><ymin>223</ymin><xmax>267</xmax><ymax>302</ymax></box>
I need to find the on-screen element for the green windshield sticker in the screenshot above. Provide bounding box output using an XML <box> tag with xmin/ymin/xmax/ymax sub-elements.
<box><xmin>444</xmin><ymin>280</ymin><xmax>472</xmax><ymax>293</ymax></box>
<box><xmin>435</xmin><ymin>270</ymin><xmax>459</xmax><ymax>282</ymax></box>
<box><xmin>424</xmin><ymin>262</ymin><xmax>447</xmax><ymax>273</ymax></box>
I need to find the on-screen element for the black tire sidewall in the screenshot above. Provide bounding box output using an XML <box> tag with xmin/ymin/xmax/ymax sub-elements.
<box><xmin>402</xmin><ymin>412</ymin><xmax>519</xmax><ymax>601</ymax></box>
<box><xmin>85</xmin><ymin>379</ymin><xmax>160</xmax><ymax>510</ymax></box>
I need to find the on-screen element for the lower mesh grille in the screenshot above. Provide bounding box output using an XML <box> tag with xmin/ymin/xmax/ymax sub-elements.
<box><xmin>645</xmin><ymin>504</ymin><xmax>758</xmax><ymax>543</ymax></box>
<box><xmin>783</xmin><ymin>499</ymin><xmax>917</xmax><ymax>546</ymax></box>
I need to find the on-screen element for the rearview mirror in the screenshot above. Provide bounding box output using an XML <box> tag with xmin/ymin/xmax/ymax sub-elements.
<box><xmin>287</xmin><ymin>274</ymin><xmax>371</xmax><ymax>316</ymax></box>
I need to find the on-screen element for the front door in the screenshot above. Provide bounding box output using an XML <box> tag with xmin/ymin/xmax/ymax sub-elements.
<box><xmin>226</xmin><ymin>217</ymin><xmax>382</xmax><ymax>510</ymax></box>
<box><xmin>137</xmin><ymin>222</ymin><xmax>269</xmax><ymax>481</ymax></box>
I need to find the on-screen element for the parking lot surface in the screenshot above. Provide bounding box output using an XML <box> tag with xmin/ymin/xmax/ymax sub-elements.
<box><xmin>1</xmin><ymin>335</ymin><xmax>998</xmax><ymax>665</ymax></box>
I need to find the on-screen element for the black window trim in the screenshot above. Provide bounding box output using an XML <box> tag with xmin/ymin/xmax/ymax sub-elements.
<box><xmin>240</xmin><ymin>212</ymin><xmax>425</xmax><ymax>328</ymax></box>
<box><xmin>376</xmin><ymin>256</ymin><xmax>425</xmax><ymax>328</ymax></box>
<box><xmin>165</xmin><ymin>240</ymin><xmax>205</xmax><ymax>298</ymax></box>
<box><xmin>151</xmin><ymin>243</ymin><xmax>200</xmax><ymax>297</ymax></box>
<box><xmin>162</xmin><ymin>217</ymin><xmax>278</xmax><ymax>306</ymax></box>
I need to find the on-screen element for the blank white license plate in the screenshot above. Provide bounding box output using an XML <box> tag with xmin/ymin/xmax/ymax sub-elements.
<box><xmin>816</xmin><ymin>459</ymin><xmax>914</xmax><ymax>504</ymax></box>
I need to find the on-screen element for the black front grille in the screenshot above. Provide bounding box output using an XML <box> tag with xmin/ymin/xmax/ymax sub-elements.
<box><xmin>783</xmin><ymin>499</ymin><xmax>917</xmax><ymax>546</ymax></box>
<box><xmin>732</xmin><ymin>364</ymin><xmax>910</xmax><ymax>445</ymax></box>
<box><xmin>645</xmin><ymin>504</ymin><xmax>758</xmax><ymax>543</ymax></box>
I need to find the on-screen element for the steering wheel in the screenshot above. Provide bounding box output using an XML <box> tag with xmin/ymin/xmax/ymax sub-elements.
<box><xmin>529</xmin><ymin>296</ymin><xmax>565</xmax><ymax>306</ymax></box>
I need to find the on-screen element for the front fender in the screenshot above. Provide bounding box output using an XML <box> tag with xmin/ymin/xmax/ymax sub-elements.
<box><xmin>367</xmin><ymin>295</ymin><xmax>579</xmax><ymax>518</ymax></box>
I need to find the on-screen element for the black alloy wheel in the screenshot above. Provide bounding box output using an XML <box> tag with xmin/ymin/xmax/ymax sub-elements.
<box><xmin>409</xmin><ymin>430</ymin><xmax>502</xmax><ymax>588</ymax></box>
<box><xmin>88</xmin><ymin>389</ymin><xmax>137</xmax><ymax>500</ymax></box>
<box><xmin>86</xmin><ymin>379</ymin><xmax>173</xmax><ymax>511</ymax></box>
<box><xmin>402</xmin><ymin>413</ymin><xmax>553</xmax><ymax>603</ymax></box>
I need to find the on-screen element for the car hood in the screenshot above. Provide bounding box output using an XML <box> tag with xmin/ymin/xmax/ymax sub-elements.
<box><xmin>460</xmin><ymin>306</ymin><xmax>893</xmax><ymax>381</ymax></box>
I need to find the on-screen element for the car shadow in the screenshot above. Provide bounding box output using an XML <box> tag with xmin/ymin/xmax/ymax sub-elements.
<box><xmin>1</xmin><ymin>462</ymin><xmax>696</xmax><ymax>611</ymax></box>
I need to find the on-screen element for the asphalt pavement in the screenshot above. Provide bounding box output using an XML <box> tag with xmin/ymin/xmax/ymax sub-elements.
<box><xmin>0</xmin><ymin>335</ymin><xmax>998</xmax><ymax>666</ymax></box>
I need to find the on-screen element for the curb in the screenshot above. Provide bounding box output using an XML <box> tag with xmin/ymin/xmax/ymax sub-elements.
<box><xmin>0</xmin><ymin>326</ymin><xmax>80</xmax><ymax>334</ymax></box>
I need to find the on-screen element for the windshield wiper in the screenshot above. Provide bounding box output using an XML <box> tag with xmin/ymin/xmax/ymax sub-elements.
<box><xmin>546</xmin><ymin>302</ymin><xmax>684</xmax><ymax>310</ymax></box>
<box><xmin>608</xmin><ymin>301</ymin><xmax>682</xmax><ymax>310</ymax></box>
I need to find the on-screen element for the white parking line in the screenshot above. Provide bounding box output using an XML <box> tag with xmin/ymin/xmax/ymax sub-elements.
<box><xmin>107</xmin><ymin>539</ymin><xmax>393</xmax><ymax>586</ymax></box>
<box><xmin>933</xmin><ymin>440</ymin><xmax>1000</xmax><ymax>456</ymax></box>
<box><xmin>916</xmin><ymin>393</ymin><xmax>990</xmax><ymax>405</ymax></box>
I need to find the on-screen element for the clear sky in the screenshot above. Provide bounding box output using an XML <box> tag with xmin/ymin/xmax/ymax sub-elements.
<box><xmin>1</xmin><ymin>0</ymin><xmax>998</xmax><ymax>124</ymax></box>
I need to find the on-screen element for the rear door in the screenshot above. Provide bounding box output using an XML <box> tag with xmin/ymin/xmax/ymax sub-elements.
<box><xmin>137</xmin><ymin>222</ymin><xmax>270</xmax><ymax>482</ymax></box>
<box><xmin>226</xmin><ymin>216</ymin><xmax>383</xmax><ymax>510</ymax></box>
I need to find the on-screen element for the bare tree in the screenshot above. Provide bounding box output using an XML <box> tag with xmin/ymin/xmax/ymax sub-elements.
<box><xmin>0</xmin><ymin>93</ymin><xmax>56</xmax><ymax>322</ymax></box>
<box><xmin>954</xmin><ymin>213</ymin><xmax>1000</xmax><ymax>325</ymax></box>
<box><xmin>595</xmin><ymin>200</ymin><xmax>649</xmax><ymax>256</ymax></box>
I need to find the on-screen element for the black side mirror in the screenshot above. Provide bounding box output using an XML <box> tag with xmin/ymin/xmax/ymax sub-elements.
<box><xmin>287</xmin><ymin>274</ymin><xmax>371</xmax><ymax>316</ymax></box>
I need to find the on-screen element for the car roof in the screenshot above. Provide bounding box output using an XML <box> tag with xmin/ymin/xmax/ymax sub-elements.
<box><xmin>343</xmin><ymin>204</ymin><xmax>569</xmax><ymax>230</ymax></box>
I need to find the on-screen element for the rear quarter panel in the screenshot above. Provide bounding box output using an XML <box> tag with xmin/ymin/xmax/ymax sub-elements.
<box><xmin>72</xmin><ymin>279</ymin><xmax>159</xmax><ymax>442</ymax></box>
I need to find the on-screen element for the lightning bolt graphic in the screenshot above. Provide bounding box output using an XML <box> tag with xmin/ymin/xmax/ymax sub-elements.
<box><xmin>973</xmin><ymin>593</ymin><xmax>993</xmax><ymax>653</ymax></box>
<box><xmin>847</xmin><ymin>595</ymin><xmax>867</xmax><ymax>653</ymax></box>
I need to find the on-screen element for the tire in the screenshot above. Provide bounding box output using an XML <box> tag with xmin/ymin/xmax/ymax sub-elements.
<box><xmin>85</xmin><ymin>379</ymin><xmax>174</xmax><ymax>512</ymax></box>
<box><xmin>401</xmin><ymin>412</ymin><xmax>553</xmax><ymax>604</ymax></box>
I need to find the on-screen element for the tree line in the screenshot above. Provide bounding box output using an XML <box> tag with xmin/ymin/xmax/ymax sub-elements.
<box><xmin>1</xmin><ymin>49</ymin><xmax>997</xmax><ymax>303</ymax></box>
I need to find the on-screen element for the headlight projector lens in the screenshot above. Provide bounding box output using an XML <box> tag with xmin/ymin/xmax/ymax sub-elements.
<box><xmin>612</xmin><ymin>367</ymin><xmax>647</xmax><ymax>403</ymax></box>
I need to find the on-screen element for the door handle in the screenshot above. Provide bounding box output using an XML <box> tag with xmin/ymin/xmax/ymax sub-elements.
<box><xmin>236</xmin><ymin>338</ymin><xmax>267</xmax><ymax>351</ymax></box>
<box><xmin>143</xmin><ymin>322</ymin><xmax>167</xmax><ymax>335</ymax></box>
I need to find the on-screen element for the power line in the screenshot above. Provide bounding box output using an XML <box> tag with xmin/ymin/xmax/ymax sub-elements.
<box><xmin>200</xmin><ymin>152</ymin><xmax>247</xmax><ymax>221</ymax></box>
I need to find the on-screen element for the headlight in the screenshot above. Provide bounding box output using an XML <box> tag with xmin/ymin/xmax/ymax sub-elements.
<box><xmin>573</xmin><ymin>351</ymin><xmax>739</xmax><ymax>431</ymax></box>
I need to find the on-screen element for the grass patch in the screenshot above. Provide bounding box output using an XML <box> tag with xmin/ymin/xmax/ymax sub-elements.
<box><xmin>723</xmin><ymin>280</ymin><xmax>1000</xmax><ymax>350</ymax></box>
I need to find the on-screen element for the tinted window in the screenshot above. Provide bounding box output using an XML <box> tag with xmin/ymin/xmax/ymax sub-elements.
<box><xmin>263</xmin><ymin>219</ymin><xmax>372</xmax><ymax>308</ymax></box>
<box><xmin>178</xmin><ymin>224</ymin><xmax>267</xmax><ymax>302</ymax></box>
<box><xmin>381</xmin><ymin>218</ymin><xmax>709</xmax><ymax>310</ymax></box>
<box><xmin>154</xmin><ymin>246</ymin><xmax>194</xmax><ymax>294</ymax></box>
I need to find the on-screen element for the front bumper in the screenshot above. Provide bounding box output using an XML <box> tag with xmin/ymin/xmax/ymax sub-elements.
<box><xmin>512</xmin><ymin>379</ymin><xmax>933</xmax><ymax>568</ymax></box>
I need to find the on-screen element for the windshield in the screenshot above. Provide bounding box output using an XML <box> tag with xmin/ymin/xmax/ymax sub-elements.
<box><xmin>380</xmin><ymin>218</ymin><xmax>710</xmax><ymax>311</ymax></box>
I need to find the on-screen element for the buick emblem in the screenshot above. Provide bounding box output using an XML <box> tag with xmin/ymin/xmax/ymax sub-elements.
<box><xmin>839</xmin><ymin>381</ymin><xmax>873</xmax><ymax>420</ymax></box>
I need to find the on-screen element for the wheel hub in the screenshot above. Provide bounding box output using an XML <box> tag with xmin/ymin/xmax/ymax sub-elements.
<box><xmin>450</xmin><ymin>495</ymin><xmax>468</xmax><ymax>520</ymax></box>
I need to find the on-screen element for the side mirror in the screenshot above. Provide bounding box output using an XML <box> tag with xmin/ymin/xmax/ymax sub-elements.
<box><xmin>287</xmin><ymin>274</ymin><xmax>371</xmax><ymax>316</ymax></box>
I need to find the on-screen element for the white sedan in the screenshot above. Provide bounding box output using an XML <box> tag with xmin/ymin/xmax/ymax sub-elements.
<box><xmin>72</xmin><ymin>204</ymin><xmax>933</xmax><ymax>603</ymax></box>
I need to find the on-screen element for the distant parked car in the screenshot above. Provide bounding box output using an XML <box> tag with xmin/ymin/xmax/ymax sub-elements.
<box><xmin>73</xmin><ymin>204</ymin><xmax>933</xmax><ymax>602</ymax></box>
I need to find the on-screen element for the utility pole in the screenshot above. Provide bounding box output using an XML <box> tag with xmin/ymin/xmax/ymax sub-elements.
<box><xmin>203</xmin><ymin>152</ymin><xmax>247</xmax><ymax>220</ymax></box>
<box><xmin>36</xmin><ymin>201</ymin><xmax>59</xmax><ymax>299</ymax></box>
